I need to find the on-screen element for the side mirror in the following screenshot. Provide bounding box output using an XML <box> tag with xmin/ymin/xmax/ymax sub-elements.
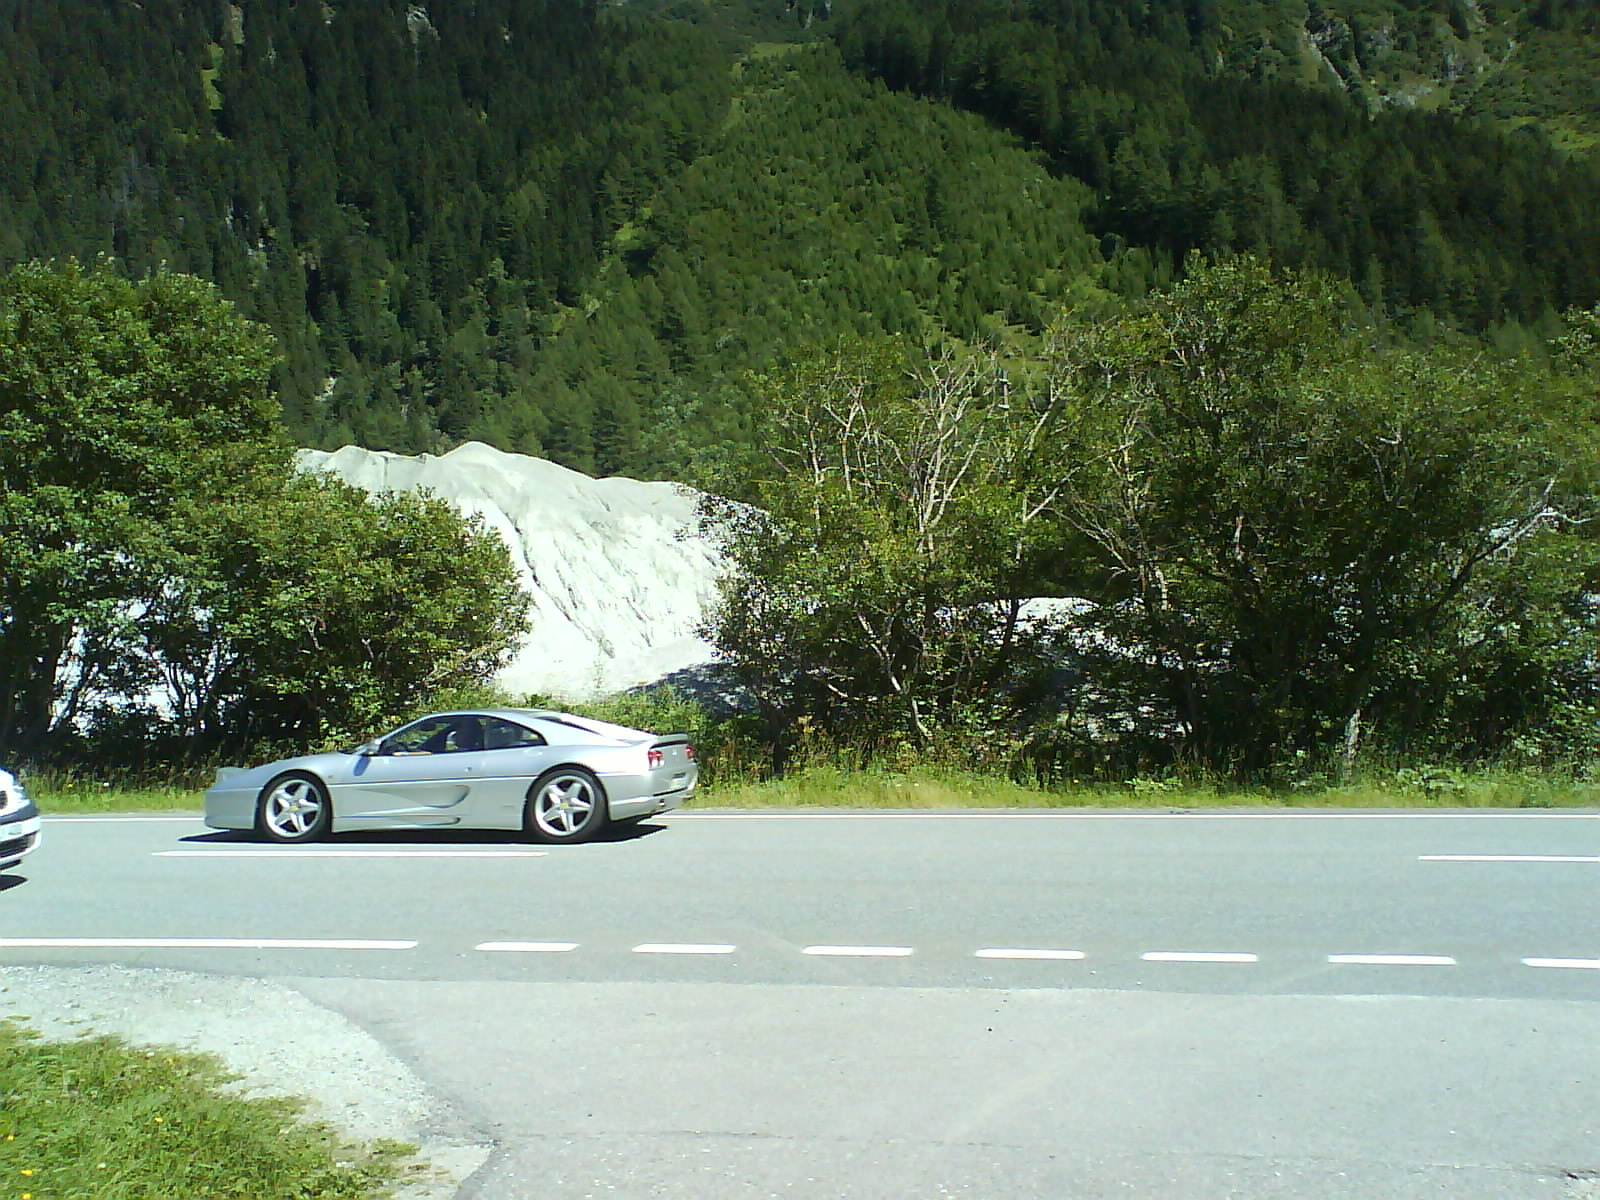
<box><xmin>356</xmin><ymin>739</ymin><xmax>383</xmax><ymax>757</ymax></box>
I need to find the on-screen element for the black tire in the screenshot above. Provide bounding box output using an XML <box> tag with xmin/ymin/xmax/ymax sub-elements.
<box><xmin>255</xmin><ymin>772</ymin><xmax>332</xmax><ymax>844</ymax></box>
<box><xmin>524</xmin><ymin>766</ymin><xmax>609</xmax><ymax>844</ymax></box>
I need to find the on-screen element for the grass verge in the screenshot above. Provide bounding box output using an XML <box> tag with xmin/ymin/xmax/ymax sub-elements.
<box><xmin>27</xmin><ymin>778</ymin><xmax>197</xmax><ymax>814</ymax></box>
<box><xmin>0</xmin><ymin>1019</ymin><xmax>415</xmax><ymax>1200</ymax></box>
<box><xmin>30</xmin><ymin>763</ymin><xmax>1600</xmax><ymax>815</ymax></box>
<box><xmin>696</xmin><ymin>763</ymin><xmax>1600</xmax><ymax>810</ymax></box>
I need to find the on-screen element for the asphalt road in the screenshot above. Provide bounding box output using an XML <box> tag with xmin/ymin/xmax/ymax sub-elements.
<box><xmin>3</xmin><ymin>809</ymin><xmax>1597</xmax><ymax>1198</ymax></box>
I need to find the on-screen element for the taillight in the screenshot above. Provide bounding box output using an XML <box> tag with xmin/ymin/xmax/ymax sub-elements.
<box><xmin>647</xmin><ymin>748</ymin><xmax>663</xmax><ymax>769</ymax></box>
<box><xmin>685</xmin><ymin>744</ymin><xmax>695</xmax><ymax>761</ymax></box>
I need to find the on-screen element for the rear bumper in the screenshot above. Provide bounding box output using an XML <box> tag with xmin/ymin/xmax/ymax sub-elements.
<box><xmin>0</xmin><ymin>802</ymin><xmax>41</xmax><ymax>870</ymax></box>
<box><xmin>604</xmin><ymin>772</ymin><xmax>697</xmax><ymax>821</ymax></box>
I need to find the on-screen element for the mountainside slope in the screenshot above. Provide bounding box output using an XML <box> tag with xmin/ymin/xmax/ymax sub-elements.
<box><xmin>0</xmin><ymin>0</ymin><xmax>1595</xmax><ymax>478</ymax></box>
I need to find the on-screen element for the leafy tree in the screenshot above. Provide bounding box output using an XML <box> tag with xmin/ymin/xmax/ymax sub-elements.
<box><xmin>0</xmin><ymin>259</ymin><xmax>281</xmax><ymax>757</ymax></box>
<box><xmin>700</xmin><ymin>338</ymin><xmax>1066</xmax><ymax>753</ymax></box>
<box><xmin>0</xmin><ymin>260</ymin><xmax>528</xmax><ymax>769</ymax></box>
<box><xmin>132</xmin><ymin>472</ymin><xmax>529</xmax><ymax>762</ymax></box>
<box><xmin>1042</xmin><ymin>256</ymin><xmax>1596</xmax><ymax>775</ymax></box>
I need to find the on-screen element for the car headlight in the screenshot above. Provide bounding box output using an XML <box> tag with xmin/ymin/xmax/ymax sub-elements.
<box><xmin>0</xmin><ymin>769</ymin><xmax>26</xmax><ymax>817</ymax></box>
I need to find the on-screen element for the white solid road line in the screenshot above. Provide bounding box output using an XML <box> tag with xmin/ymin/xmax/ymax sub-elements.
<box><xmin>633</xmin><ymin>943</ymin><xmax>737</xmax><ymax>955</ymax></box>
<box><xmin>803</xmin><ymin>945</ymin><xmax>915</xmax><ymax>957</ymax></box>
<box><xmin>975</xmin><ymin>948</ymin><xmax>1087</xmax><ymax>960</ymax></box>
<box><xmin>1522</xmin><ymin>957</ymin><xmax>1600</xmax><ymax>970</ymax></box>
<box><xmin>673</xmin><ymin>811</ymin><xmax>1600</xmax><ymax>820</ymax></box>
<box><xmin>1420</xmin><ymin>854</ymin><xmax>1600</xmax><ymax>863</ymax></box>
<box><xmin>46</xmin><ymin>815</ymin><xmax>199</xmax><ymax>822</ymax></box>
<box><xmin>476</xmin><ymin>941</ymin><xmax>579</xmax><ymax>953</ymax></box>
<box><xmin>41</xmin><ymin>811</ymin><xmax>1600</xmax><ymax>826</ymax></box>
<box><xmin>0</xmin><ymin>937</ymin><xmax>417</xmax><ymax>950</ymax></box>
<box><xmin>157</xmin><ymin>849</ymin><xmax>548</xmax><ymax>858</ymax></box>
<box><xmin>1328</xmin><ymin>954</ymin><xmax>1457</xmax><ymax>966</ymax></box>
<box><xmin>1141</xmin><ymin>951</ymin><xmax>1259</xmax><ymax>963</ymax></box>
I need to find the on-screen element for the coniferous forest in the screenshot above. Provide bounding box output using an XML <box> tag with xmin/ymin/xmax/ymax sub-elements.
<box><xmin>1</xmin><ymin>0</ymin><xmax>1596</xmax><ymax>480</ymax></box>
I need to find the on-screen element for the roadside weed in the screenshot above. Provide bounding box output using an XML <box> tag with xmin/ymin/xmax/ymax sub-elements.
<box><xmin>0</xmin><ymin>1020</ymin><xmax>415</xmax><ymax>1199</ymax></box>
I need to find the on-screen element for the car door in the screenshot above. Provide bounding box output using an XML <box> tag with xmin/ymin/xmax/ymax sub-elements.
<box><xmin>461</xmin><ymin>716</ymin><xmax>558</xmax><ymax>827</ymax></box>
<box><xmin>336</xmin><ymin>715</ymin><xmax>490</xmax><ymax>826</ymax></box>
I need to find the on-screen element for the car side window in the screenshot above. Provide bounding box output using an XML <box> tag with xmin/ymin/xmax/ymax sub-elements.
<box><xmin>481</xmin><ymin>718</ymin><xmax>546</xmax><ymax>750</ymax></box>
<box><xmin>382</xmin><ymin>717</ymin><xmax>479</xmax><ymax>755</ymax></box>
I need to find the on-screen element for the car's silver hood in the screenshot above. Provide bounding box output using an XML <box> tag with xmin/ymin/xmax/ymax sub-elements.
<box><xmin>213</xmin><ymin>750</ymin><xmax>357</xmax><ymax>788</ymax></box>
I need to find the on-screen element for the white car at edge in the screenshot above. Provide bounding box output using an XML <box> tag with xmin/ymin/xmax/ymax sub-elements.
<box><xmin>0</xmin><ymin>765</ymin><xmax>42</xmax><ymax>872</ymax></box>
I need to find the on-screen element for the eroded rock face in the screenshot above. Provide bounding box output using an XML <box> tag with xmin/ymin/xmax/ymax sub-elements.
<box><xmin>297</xmin><ymin>442</ymin><xmax>724</xmax><ymax>700</ymax></box>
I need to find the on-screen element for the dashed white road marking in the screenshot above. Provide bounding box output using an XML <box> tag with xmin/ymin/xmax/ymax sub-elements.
<box><xmin>157</xmin><ymin>849</ymin><xmax>548</xmax><ymax>858</ymax></box>
<box><xmin>1141</xmin><ymin>951</ymin><xmax>1258</xmax><ymax>963</ymax></box>
<box><xmin>633</xmin><ymin>943</ymin><xmax>737</xmax><ymax>955</ymax></box>
<box><xmin>803</xmin><ymin>945</ymin><xmax>914</xmax><ymax>958</ymax></box>
<box><xmin>0</xmin><ymin>937</ymin><xmax>416</xmax><ymax>950</ymax></box>
<box><xmin>975</xmin><ymin>948</ymin><xmax>1087</xmax><ymax>961</ymax></box>
<box><xmin>0</xmin><ymin>934</ymin><xmax>1580</xmax><ymax>972</ymax></box>
<box><xmin>1420</xmin><ymin>854</ymin><xmax>1599</xmax><ymax>863</ymax></box>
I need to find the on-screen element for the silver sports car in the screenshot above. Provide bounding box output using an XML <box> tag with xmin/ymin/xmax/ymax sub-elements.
<box><xmin>203</xmin><ymin>709</ymin><xmax>697</xmax><ymax>845</ymax></box>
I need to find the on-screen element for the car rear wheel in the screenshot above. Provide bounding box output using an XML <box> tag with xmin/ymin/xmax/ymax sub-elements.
<box><xmin>525</xmin><ymin>767</ymin><xmax>608</xmax><ymax>844</ymax></box>
<box><xmin>256</xmin><ymin>772</ymin><xmax>332</xmax><ymax>843</ymax></box>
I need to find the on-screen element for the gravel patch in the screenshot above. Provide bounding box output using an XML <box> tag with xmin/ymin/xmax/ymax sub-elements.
<box><xmin>0</xmin><ymin>964</ymin><xmax>491</xmax><ymax>1198</ymax></box>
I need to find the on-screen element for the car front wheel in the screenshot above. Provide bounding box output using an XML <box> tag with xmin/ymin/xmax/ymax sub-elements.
<box><xmin>525</xmin><ymin>767</ymin><xmax>608</xmax><ymax>844</ymax></box>
<box><xmin>256</xmin><ymin>772</ymin><xmax>332</xmax><ymax>844</ymax></box>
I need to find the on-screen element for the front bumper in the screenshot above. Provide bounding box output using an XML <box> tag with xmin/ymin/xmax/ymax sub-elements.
<box><xmin>0</xmin><ymin>802</ymin><xmax>41</xmax><ymax>869</ymax></box>
<box><xmin>203</xmin><ymin>783</ymin><xmax>260</xmax><ymax>831</ymax></box>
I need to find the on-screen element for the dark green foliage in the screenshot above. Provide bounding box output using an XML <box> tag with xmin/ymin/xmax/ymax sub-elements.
<box><xmin>832</xmin><ymin>0</ymin><xmax>1600</xmax><ymax>330</ymax></box>
<box><xmin>703</xmin><ymin>260</ymin><xmax>1600</xmax><ymax>781</ymax></box>
<box><xmin>0</xmin><ymin>259</ymin><xmax>282</xmax><ymax>757</ymax></box>
<box><xmin>701</xmin><ymin>337</ymin><xmax>1074</xmax><ymax>753</ymax></box>
<box><xmin>4</xmin><ymin>2</ymin><xmax>1600</xmax><ymax>781</ymax></box>
<box><xmin>541</xmin><ymin>43</ymin><xmax>1107</xmax><ymax>480</ymax></box>
<box><xmin>1042</xmin><ymin>257</ymin><xmax>1598</xmax><ymax>776</ymax></box>
<box><xmin>0</xmin><ymin>261</ymin><xmax>527</xmax><ymax>769</ymax></box>
<box><xmin>0</xmin><ymin>0</ymin><xmax>738</xmax><ymax>472</ymax></box>
<box><xmin>3</xmin><ymin>0</ymin><xmax>1594</xmax><ymax>479</ymax></box>
<box><xmin>127</xmin><ymin>472</ymin><xmax>531</xmax><ymax>764</ymax></box>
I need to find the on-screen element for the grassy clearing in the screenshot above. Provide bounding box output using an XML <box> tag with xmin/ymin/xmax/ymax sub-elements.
<box><xmin>0</xmin><ymin>1019</ymin><xmax>415</xmax><ymax>1200</ymax></box>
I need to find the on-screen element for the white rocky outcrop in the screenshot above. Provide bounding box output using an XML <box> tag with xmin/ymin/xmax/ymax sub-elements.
<box><xmin>296</xmin><ymin>442</ymin><xmax>725</xmax><ymax>700</ymax></box>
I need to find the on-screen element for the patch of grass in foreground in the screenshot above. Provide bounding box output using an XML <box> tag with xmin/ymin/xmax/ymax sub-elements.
<box><xmin>0</xmin><ymin>1019</ymin><xmax>416</xmax><ymax>1199</ymax></box>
